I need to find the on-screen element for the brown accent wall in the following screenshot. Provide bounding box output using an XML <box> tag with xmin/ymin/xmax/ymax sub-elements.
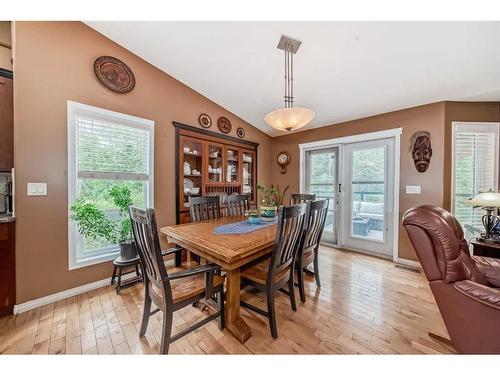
<box><xmin>271</xmin><ymin>103</ymin><xmax>446</xmax><ymax>261</ymax></box>
<box><xmin>443</xmin><ymin>102</ymin><xmax>500</xmax><ymax>211</ymax></box>
<box><xmin>271</xmin><ymin>101</ymin><xmax>500</xmax><ymax>261</ymax></box>
<box><xmin>13</xmin><ymin>21</ymin><xmax>272</xmax><ymax>303</ymax></box>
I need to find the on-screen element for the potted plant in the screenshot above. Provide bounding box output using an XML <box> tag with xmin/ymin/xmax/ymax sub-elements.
<box><xmin>245</xmin><ymin>209</ymin><xmax>261</xmax><ymax>225</ymax></box>
<box><xmin>69</xmin><ymin>184</ymin><xmax>137</xmax><ymax>261</ymax></box>
<box><xmin>257</xmin><ymin>184</ymin><xmax>290</xmax><ymax>217</ymax></box>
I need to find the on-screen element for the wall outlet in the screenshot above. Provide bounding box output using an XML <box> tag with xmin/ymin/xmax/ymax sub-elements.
<box><xmin>406</xmin><ymin>185</ymin><xmax>421</xmax><ymax>194</ymax></box>
<box><xmin>27</xmin><ymin>183</ymin><xmax>47</xmax><ymax>196</ymax></box>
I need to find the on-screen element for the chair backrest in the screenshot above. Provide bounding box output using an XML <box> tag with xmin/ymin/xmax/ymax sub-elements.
<box><xmin>226</xmin><ymin>194</ymin><xmax>250</xmax><ymax>216</ymax></box>
<box><xmin>300</xmin><ymin>199</ymin><xmax>329</xmax><ymax>259</ymax></box>
<box><xmin>129</xmin><ymin>206</ymin><xmax>173</xmax><ymax>299</ymax></box>
<box><xmin>291</xmin><ymin>193</ymin><xmax>316</xmax><ymax>205</ymax></box>
<box><xmin>189</xmin><ymin>196</ymin><xmax>221</xmax><ymax>222</ymax></box>
<box><xmin>402</xmin><ymin>205</ymin><xmax>487</xmax><ymax>285</ymax></box>
<box><xmin>268</xmin><ymin>203</ymin><xmax>309</xmax><ymax>283</ymax></box>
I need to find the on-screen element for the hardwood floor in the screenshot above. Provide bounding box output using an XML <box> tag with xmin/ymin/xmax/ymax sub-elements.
<box><xmin>0</xmin><ymin>247</ymin><xmax>455</xmax><ymax>354</ymax></box>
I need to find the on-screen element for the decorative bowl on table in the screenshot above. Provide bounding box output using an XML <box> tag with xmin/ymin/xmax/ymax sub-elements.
<box><xmin>260</xmin><ymin>206</ymin><xmax>277</xmax><ymax>218</ymax></box>
<box><xmin>248</xmin><ymin>216</ymin><xmax>261</xmax><ymax>225</ymax></box>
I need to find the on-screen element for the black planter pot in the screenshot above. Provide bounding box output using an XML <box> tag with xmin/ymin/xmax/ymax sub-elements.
<box><xmin>119</xmin><ymin>240</ymin><xmax>138</xmax><ymax>261</ymax></box>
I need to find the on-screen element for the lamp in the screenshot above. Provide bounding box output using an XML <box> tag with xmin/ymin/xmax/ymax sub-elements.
<box><xmin>466</xmin><ymin>189</ymin><xmax>500</xmax><ymax>243</ymax></box>
<box><xmin>264</xmin><ymin>35</ymin><xmax>315</xmax><ymax>132</ymax></box>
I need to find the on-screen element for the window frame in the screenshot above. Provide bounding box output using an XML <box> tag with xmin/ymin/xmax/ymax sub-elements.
<box><xmin>67</xmin><ymin>101</ymin><xmax>155</xmax><ymax>270</ymax></box>
<box><xmin>451</xmin><ymin>121</ymin><xmax>500</xmax><ymax>238</ymax></box>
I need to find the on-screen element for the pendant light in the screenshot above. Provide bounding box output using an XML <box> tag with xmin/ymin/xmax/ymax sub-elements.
<box><xmin>265</xmin><ymin>35</ymin><xmax>315</xmax><ymax>132</ymax></box>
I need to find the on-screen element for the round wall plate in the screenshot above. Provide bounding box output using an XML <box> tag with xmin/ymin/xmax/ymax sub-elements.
<box><xmin>236</xmin><ymin>127</ymin><xmax>246</xmax><ymax>138</ymax></box>
<box><xmin>217</xmin><ymin>116</ymin><xmax>232</xmax><ymax>134</ymax></box>
<box><xmin>198</xmin><ymin>113</ymin><xmax>212</xmax><ymax>128</ymax></box>
<box><xmin>94</xmin><ymin>56</ymin><xmax>135</xmax><ymax>93</ymax></box>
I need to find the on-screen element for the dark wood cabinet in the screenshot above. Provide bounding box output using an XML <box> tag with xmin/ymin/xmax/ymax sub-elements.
<box><xmin>0</xmin><ymin>221</ymin><xmax>15</xmax><ymax>316</ymax></box>
<box><xmin>471</xmin><ymin>239</ymin><xmax>500</xmax><ymax>260</ymax></box>
<box><xmin>174</xmin><ymin>122</ymin><xmax>258</xmax><ymax>224</ymax></box>
<box><xmin>0</xmin><ymin>74</ymin><xmax>13</xmax><ymax>172</ymax></box>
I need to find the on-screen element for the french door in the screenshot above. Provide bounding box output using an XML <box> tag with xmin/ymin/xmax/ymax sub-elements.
<box><xmin>341</xmin><ymin>138</ymin><xmax>395</xmax><ymax>257</ymax></box>
<box><xmin>304</xmin><ymin>147</ymin><xmax>340</xmax><ymax>245</ymax></box>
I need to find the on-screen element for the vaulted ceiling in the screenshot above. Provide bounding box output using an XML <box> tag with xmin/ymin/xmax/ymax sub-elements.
<box><xmin>86</xmin><ymin>21</ymin><xmax>500</xmax><ymax>137</ymax></box>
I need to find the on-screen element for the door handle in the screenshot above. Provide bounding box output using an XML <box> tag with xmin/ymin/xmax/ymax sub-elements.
<box><xmin>338</xmin><ymin>183</ymin><xmax>342</xmax><ymax>193</ymax></box>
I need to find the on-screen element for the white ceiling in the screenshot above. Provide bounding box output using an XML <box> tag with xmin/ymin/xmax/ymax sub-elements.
<box><xmin>86</xmin><ymin>21</ymin><xmax>500</xmax><ymax>137</ymax></box>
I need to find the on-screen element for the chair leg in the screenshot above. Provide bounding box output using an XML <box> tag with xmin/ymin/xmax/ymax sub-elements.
<box><xmin>135</xmin><ymin>264</ymin><xmax>140</xmax><ymax>277</ymax></box>
<box><xmin>160</xmin><ymin>310</ymin><xmax>173</xmax><ymax>355</ymax></box>
<box><xmin>297</xmin><ymin>264</ymin><xmax>306</xmax><ymax>303</ymax></box>
<box><xmin>288</xmin><ymin>274</ymin><xmax>297</xmax><ymax>311</ymax></box>
<box><xmin>174</xmin><ymin>251</ymin><xmax>182</xmax><ymax>267</ymax></box>
<box><xmin>313</xmin><ymin>252</ymin><xmax>321</xmax><ymax>288</ymax></box>
<box><xmin>111</xmin><ymin>265</ymin><xmax>117</xmax><ymax>286</ymax></box>
<box><xmin>139</xmin><ymin>292</ymin><xmax>152</xmax><ymax>336</ymax></box>
<box><xmin>217</xmin><ymin>288</ymin><xmax>225</xmax><ymax>330</ymax></box>
<box><xmin>266</xmin><ymin>289</ymin><xmax>278</xmax><ymax>339</ymax></box>
<box><xmin>116</xmin><ymin>267</ymin><xmax>122</xmax><ymax>294</ymax></box>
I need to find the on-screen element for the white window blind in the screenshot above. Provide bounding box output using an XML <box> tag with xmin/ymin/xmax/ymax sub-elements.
<box><xmin>452</xmin><ymin>122</ymin><xmax>499</xmax><ymax>240</ymax></box>
<box><xmin>77</xmin><ymin>116</ymin><xmax>151</xmax><ymax>180</ymax></box>
<box><xmin>68</xmin><ymin>101</ymin><xmax>154</xmax><ymax>270</ymax></box>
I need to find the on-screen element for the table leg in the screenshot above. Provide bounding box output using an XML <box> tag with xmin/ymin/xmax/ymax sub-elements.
<box><xmin>225</xmin><ymin>268</ymin><xmax>251</xmax><ymax>343</ymax></box>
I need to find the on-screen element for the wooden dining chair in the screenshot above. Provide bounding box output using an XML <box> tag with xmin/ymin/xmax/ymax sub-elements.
<box><xmin>129</xmin><ymin>206</ymin><xmax>225</xmax><ymax>354</ymax></box>
<box><xmin>290</xmin><ymin>193</ymin><xmax>316</xmax><ymax>205</ymax></box>
<box><xmin>240</xmin><ymin>203</ymin><xmax>309</xmax><ymax>338</ymax></box>
<box><xmin>226</xmin><ymin>194</ymin><xmax>250</xmax><ymax>216</ymax></box>
<box><xmin>296</xmin><ymin>198</ymin><xmax>329</xmax><ymax>302</ymax></box>
<box><xmin>189</xmin><ymin>196</ymin><xmax>221</xmax><ymax>222</ymax></box>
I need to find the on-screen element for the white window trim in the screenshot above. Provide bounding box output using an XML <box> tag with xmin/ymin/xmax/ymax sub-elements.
<box><xmin>299</xmin><ymin>127</ymin><xmax>402</xmax><ymax>262</ymax></box>
<box><xmin>451</xmin><ymin>121</ymin><xmax>500</xmax><ymax>218</ymax></box>
<box><xmin>67</xmin><ymin>101</ymin><xmax>155</xmax><ymax>270</ymax></box>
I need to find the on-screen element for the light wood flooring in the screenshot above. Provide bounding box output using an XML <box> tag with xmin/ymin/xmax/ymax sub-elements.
<box><xmin>0</xmin><ymin>247</ymin><xmax>455</xmax><ymax>354</ymax></box>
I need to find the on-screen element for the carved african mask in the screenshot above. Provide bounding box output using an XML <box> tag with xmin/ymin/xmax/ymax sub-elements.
<box><xmin>410</xmin><ymin>131</ymin><xmax>432</xmax><ymax>173</ymax></box>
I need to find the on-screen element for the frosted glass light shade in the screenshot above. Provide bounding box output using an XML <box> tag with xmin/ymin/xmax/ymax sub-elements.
<box><xmin>466</xmin><ymin>191</ymin><xmax>500</xmax><ymax>207</ymax></box>
<box><xmin>264</xmin><ymin>107</ymin><xmax>315</xmax><ymax>132</ymax></box>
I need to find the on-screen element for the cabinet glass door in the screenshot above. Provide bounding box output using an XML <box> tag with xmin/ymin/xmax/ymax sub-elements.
<box><xmin>207</xmin><ymin>143</ymin><xmax>223</xmax><ymax>183</ymax></box>
<box><xmin>181</xmin><ymin>137</ymin><xmax>202</xmax><ymax>209</ymax></box>
<box><xmin>242</xmin><ymin>151</ymin><xmax>255</xmax><ymax>202</ymax></box>
<box><xmin>226</xmin><ymin>147</ymin><xmax>239</xmax><ymax>183</ymax></box>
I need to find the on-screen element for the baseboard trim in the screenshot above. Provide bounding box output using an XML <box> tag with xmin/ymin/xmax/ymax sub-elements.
<box><xmin>13</xmin><ymin>272</ymin><xmax>137</xmax><ymax>315</ymax></box>
<box><xmin>394</xmin><ymin>257</ymin><xmax>421</xmax><ymax>270</ymax></box>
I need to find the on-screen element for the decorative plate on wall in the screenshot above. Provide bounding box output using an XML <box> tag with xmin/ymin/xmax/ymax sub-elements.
<box><xmin>199</xmin><ymin>114</ymin><xmax>212</xmax><ymax>128</ymax></box>
<box><xmin>94</xmin><ymin>56</ymin><xmax>135</xmax><ymax>93</ymax></box>
<box><xmin>217</xmin><ymin>116</ymin><xmax>232</xmax><ymax>134</ymax></box>
<box><xmin>236</xmin><ymin>127</ymin><xmax>246</xmax><ymax>138</ymax></box>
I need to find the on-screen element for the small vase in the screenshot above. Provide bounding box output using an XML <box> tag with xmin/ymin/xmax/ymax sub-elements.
<box><xmin>120</xmin><ymin>240</ymin><xmax>138</xmax><ymax>261</ymax></box>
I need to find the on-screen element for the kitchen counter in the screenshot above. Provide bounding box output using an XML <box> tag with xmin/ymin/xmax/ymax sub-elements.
<box><xmin>0</xmin><ymin>214</ymin><xmax>15</xmax><ymax>223</ymax></box>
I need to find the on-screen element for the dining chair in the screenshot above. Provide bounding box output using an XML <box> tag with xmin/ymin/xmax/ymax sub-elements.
<box><xmin>189</xmin><ymin>196</ymin><xmax>221</xmax><ymax>222</ymax></box>
<box><xmin>240</xmin><ymin>203</ymin><xmax>309</xmax><ymax>338</ymax></box>
<box><xmin>290</xmin><ymin>193</ymin><xmax>316</xmax><ymax>205</ymax></box>
<box><xmin>296</xmin><ymin>198</ymin><xmax>329</xmax><ymax>302</ymax></box>
<box><xmin>226</xmin><ymin>194</ymin><xmax>250</xmax><ymax>216</ymax></box>
<box><xmin>129</xmin><ymin>206</ymin><xmax>225</xmax><ymax>354</ymax></box>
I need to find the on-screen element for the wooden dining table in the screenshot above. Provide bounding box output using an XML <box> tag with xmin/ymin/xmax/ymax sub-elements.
<box><xmin>160</xmin><ymin>215</ymin><xmax>276</xmax><ymax>344</ymax></box>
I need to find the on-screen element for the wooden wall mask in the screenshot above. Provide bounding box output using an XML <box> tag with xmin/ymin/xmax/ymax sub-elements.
<box><xmin>410</xmin><ymin>131</ymin><xmax>432</xmax><ymax>173</ymax></box>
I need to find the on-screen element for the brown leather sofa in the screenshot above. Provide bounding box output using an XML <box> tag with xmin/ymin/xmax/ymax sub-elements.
<box><xmin>402</xmin><ymin>205</ymin><xmax>500</xmax><ymax>354</ymax></box>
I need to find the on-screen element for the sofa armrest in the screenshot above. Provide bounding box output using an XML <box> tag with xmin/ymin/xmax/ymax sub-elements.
<box><xmin>454</xmin><ymin>280</ymin><xmax>500</xmax><ymax>310</ymax></box>
<box><xmin>473</xmin><ymin>256</ymin><xmax>500</xmax><ymax>287</ymax></box>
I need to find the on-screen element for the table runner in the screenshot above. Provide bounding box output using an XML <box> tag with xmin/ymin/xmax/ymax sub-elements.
<box><xmin>213</xmin><ymin>218</ymin><xmax>277</xmax><ymax>235</ymax></box>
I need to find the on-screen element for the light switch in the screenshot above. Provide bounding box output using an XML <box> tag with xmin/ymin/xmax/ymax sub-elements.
<box><xmin>27</xmin><ymin>183</ymin><xmax>47</xmax><ymax>196</ymax></box>
<box><xmin>406</xmin><ymin>185</ymin><xmax>421</xmax><ymax>194</ymax></box>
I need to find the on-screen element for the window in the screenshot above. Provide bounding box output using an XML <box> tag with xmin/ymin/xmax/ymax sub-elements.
<box><xmin>68</xmin><ymin>101</ymin><xmax>154</xmax><ymax>269</ymax></box>
<box><xmin>452</xmin><ymin>122</ymin><xmax>499</xmax><ymax>241</ymax></box>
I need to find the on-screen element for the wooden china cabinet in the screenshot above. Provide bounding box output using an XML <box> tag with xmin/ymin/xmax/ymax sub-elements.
<box><xmin>174</xmin><ymin>122</ymin><xmax>258</xmax><ymax>224</ymax></box>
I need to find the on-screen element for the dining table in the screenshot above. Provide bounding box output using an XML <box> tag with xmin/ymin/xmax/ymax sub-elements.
<box><xmin>160</xmin><ymin>215</ymin><xmax>277</xmax><ymax>344</ymax></box>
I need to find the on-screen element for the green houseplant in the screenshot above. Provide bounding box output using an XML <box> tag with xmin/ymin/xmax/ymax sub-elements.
<box><xmin>256</xmin><ymin>184</ymin><xmax>290</xmax><ymax>217</ymax></box>
<box><xmin>69</xmin><ymin>184</ymin><xmax>137</xmax><ymax>260</ymax></box>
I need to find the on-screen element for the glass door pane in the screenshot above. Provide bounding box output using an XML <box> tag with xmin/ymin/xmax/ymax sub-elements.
<box><xmin>242</xmin><ymin>151</ymin><xmax>255</xmax><ymax>202</ymax></box>
<box><xmin>226</xmin><ymin>147</ymin><xmax>239</xmax><ymax>183</ymax></box>
<box><xmin>207</xmin><ymin>143</ymin><xmax>223</xmax><ymax>183</ymax></box>
<box><xmin>350</xmin><ymin>146</ymin><xmax>385</xmax><ymax>242</ymax></box>
<box><xmin>305</xmin><ymin>147</ymin><xmax>339</xmax><ymax>245</ymax></box>
<box><xmin>181</xmin><ymin>138</ymin><xmax>202</xmax><ymax>209</ymax></box>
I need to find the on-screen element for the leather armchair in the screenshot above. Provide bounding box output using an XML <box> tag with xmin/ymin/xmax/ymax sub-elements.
<box><xmin>402</xmin><ymin>205</ymin><xmax>500</xmax><ymax>354</ymax></box>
